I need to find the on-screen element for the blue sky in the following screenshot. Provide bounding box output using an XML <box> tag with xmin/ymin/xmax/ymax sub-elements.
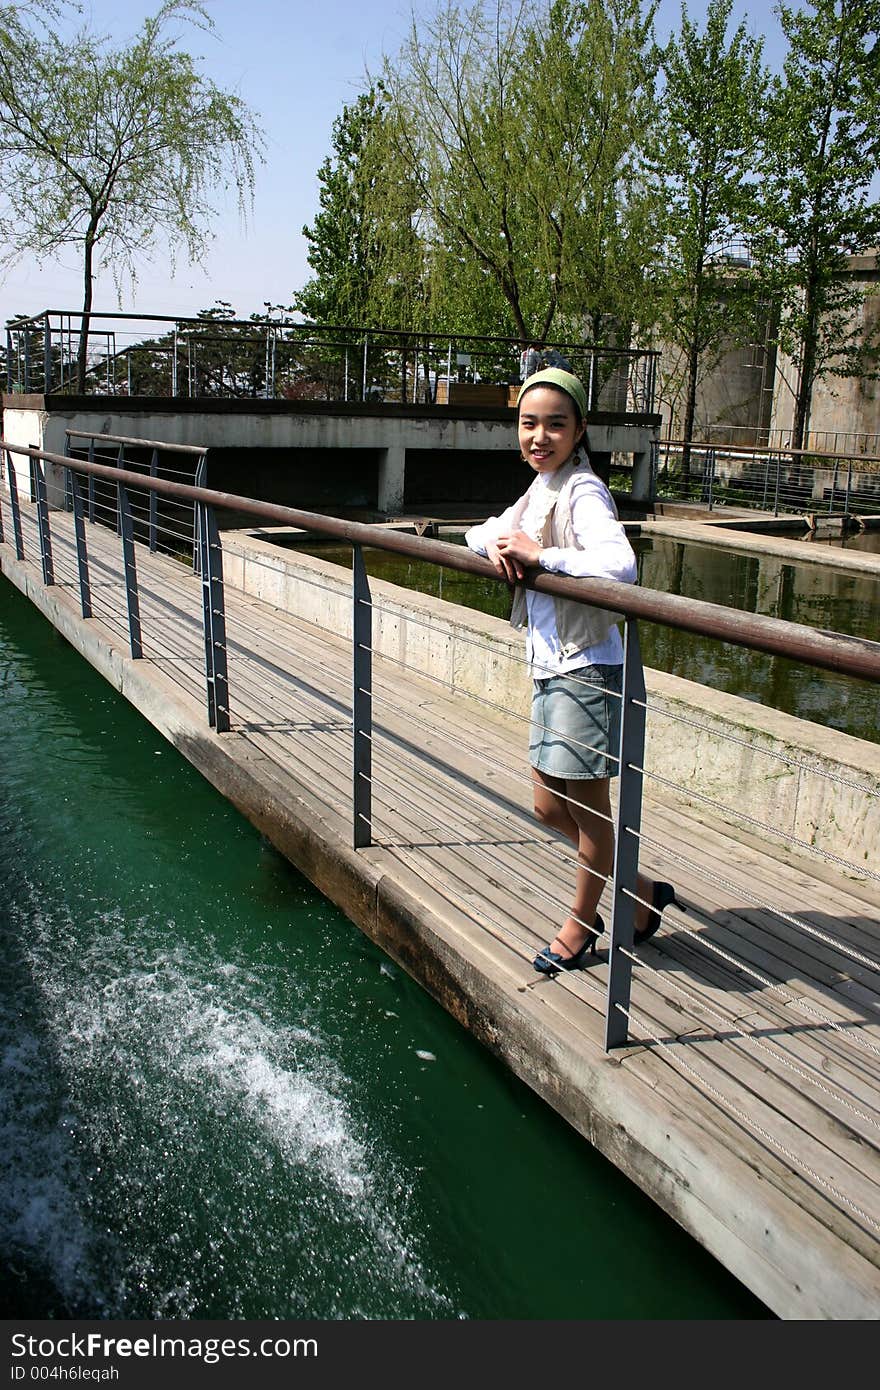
<box><xmin>0</xmin><ymin>0</ymin><xmax>787</xmax><ymax>326</ymax></box>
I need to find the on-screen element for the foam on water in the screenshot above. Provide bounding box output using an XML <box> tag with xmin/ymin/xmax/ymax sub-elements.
<box><xmin>2</xmin><ymin>880</ymin><xmax>458</xmax><ymax>1318</ymax></box>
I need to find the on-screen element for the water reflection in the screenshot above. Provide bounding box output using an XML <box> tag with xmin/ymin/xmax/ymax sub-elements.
<box><xmin>285</xmin><ymin>534</ymin><xmax>879</xmax><ymax>744</ymax></box>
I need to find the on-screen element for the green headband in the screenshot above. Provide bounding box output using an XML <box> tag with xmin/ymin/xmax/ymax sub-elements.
<box><xmin>517</xmin><ymin>367</ymin><xmax>587</xmax><ymax>421</ymax></box>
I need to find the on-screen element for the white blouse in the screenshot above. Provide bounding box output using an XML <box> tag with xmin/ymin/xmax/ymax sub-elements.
<box><xmin>465</xmin><ymin>465</ymin><xmax>637</xmax><ymax>677</ymax></box>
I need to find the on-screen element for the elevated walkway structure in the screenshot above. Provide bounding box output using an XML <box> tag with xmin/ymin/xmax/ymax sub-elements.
<box><xmin>2</xmin><ymin>441</ymin><xmax>880</xmax><ymax>1319</ymax></box>
<box><xmin>1</xmin><ymin>393</ymin><xmax>660</xmax><ymax>515</ymax></box>
<box><xmin>2</xmin><ymin>310</ymin><xmax>661</xmax><ymax>512</ymax></box>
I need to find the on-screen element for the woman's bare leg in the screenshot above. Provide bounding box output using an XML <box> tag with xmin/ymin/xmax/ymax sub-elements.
<box><xmin>532</xmin><ymin>769</ymin><xmax>662</xmax><ymax>955</ymax></box>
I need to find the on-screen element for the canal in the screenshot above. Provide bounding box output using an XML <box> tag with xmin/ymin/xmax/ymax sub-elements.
<box><xmin>280</xmin><ymin>530</ymin><xmax>880</xmax><ymax>745</ymax></box>
<box><xmin>0</xmin><ymin>577</ymin><xmax>770</xmax><ymax>1320</ymax></box>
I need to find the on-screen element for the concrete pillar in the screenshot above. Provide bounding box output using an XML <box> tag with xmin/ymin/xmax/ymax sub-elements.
<box><xmin>631</xmin><ymin>447</ymin><xmax>653</xmax><ymax>503</ymax></box>
<box><xmin>590</xmin><ymin>450</ymin><xmax>612</xmax><ymax>486</ymax></box>
<box><xmin>378</xmin><ymin>444</ymin><xmax>406</xmax><ymax>514</ymax></box>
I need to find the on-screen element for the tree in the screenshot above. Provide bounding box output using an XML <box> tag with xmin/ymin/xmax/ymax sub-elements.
<box><xmin>754</xmin><ymin>0</ymin><xmax>880</xmax><ymax>451</ymax></box>
<box><xmin>522</xmin><ymin>0</ymin><xmax>662</xmax><ymax>358</ymax></box>
<box><xmin>0</xmin><ymin>1</ymin><xmax>263</xmax><ymax>391</ymax></box>
<box><xmin>651</xmin><ymin>0</ymin><xmax>768</xmax><ymax>472</ymax></box>
<box><xmin>379</xmin><ymin>0</ymin><xmax>660</xmax><ymax>347</ymax></box>
<box><xmin>295</xmin><ymin>88</ymin><xmax>391</xmax><ymax>327</ymax></box>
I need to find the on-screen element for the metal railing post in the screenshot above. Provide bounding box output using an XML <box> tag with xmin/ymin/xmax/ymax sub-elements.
<box><xmin>761</xmin><ymin>450</ymin><xmax>771</xmax><ymax>510</ymax></box>
<box><xmin>33</xmin><ymin>456</ymin><xmax>55</xmax><ymax>585</ymax></box>
<box><xmin>844</xmin><ymin>455</ymin><xmax>853</xmax><ymax>517</ymax></box>
<box><xmin>605</xmin><ymin>619</ymin><xmax>647</xmax><ymax>1051</ymax></box>
<box><xmin>6</xmin><ymin>449</ymin><xmax>25</xmax><ymax>559</ymax></box>
<box><xmin>69</xmin><ymin>469</ymin><xmax>92</xmax><ymax>618</ymax></box>
<box><xmin>118</xmin><ymin>480</ymin><xmax>143</xmax><ymax>658</ymax></box>
<box><xmin>149</xmin><ymin>448</ymin><xmax>159</xmax><ymax>553</ymax></box>
<box><xmin>193</xmin><ymin>452</ymin><xmax>207</xmax><ymax>572</ymax></box>
<box><xmin>828</xmin><ymin>457</ymin><xmax>837</xmax><ymax>514</ymax></box>
<box><xmin>43</xmin><ymin>313</ymin><xmax>52</xmax><ymax>391</ymax></box>
<box><xmin>362</xmin><ymin>334</ymin><xmax>369</xmax><ymax>401</ymax></box>
<box><xmin>23</xmin><ymin>328</ymin><xmax>31</xmax><ymax>393</ymax></box>
<box><xmin>197</xmin><ymin>502</ymin><xmax>230</xmax><ymax>732</ymax></box>
<box><xmin>116</xmin><ymin>443</ymin><xmax>125</xmax><ymax>536</ymax></box>
<box><xmin>773</xmin><ymin>450</ymin><xmax>782</xmax><ymax>516</ymax></box>
<box><xmin>6</xmin><ymin>328</ymin><xmax>13</xmax><ymax>392</ymax></box>
<box><xmin>63</xmin><ymin>434</ymin><xmax>74</xmax><ymax>512</ymax></box>
<box><xmin>707</xmin><ymin>446</ymin><xmax>716</xmax><ymax>510</ymax></box>
<box><xmin>352</xmin><ymin>543</ymin><xmax>373</xmax><ymax>848</ymax></box>
<box><xmin>87</xmin><ymin>438</ymin><xmax>96</xmax><ymax>522</ymax></box>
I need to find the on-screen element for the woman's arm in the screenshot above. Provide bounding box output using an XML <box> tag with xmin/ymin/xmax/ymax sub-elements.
<box><xmin>538</xmin><ymin>474</ymin><xmax>637</xmax><ymax>584</ymax></box>
<box><xmin>466</xmin><ymin>497</ymin><xmax>531</xmax><ymax>581</ymax></box>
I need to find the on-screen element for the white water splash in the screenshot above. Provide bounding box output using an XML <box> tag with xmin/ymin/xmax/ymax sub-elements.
<box><xmin>3</xmin><ymin>885</ymin><xmax>458</xmax><ymax>1318</ymax></box>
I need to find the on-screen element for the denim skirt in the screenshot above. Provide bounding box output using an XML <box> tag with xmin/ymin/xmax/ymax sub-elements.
<box><xmin>529</xmin><ymin>664</ymin><xmax>622</xmax><ymax>780</ymax></box>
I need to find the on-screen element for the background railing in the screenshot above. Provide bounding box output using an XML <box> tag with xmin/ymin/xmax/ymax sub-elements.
<box><xmin>654</xmin><ymin>438</ymin><xmax>880</xmax><ymax>517</ymax></box>
<box><xmin>63</xmin><ymin>429</ymin><xmax>207</xmax><ymax>566</ymax></box>
<box><xmin>671</xmin><ymin>422</ymin><xmax>880</xmax><ymax>458</ymax></box>
<box><xmin>3</xmin><ymin>309</ymin><xmax>660</xmax><ymax>414</ymax></box>
<box><xmin>2</xmin><ymin>439</ymin><xmax>878</xmax><ymax>1072</ymax></box>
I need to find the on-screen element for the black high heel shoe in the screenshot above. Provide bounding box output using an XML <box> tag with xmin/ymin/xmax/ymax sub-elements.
<box><xmin>533</xmin><ymin>914</ymin><xmax>605</xmax><ymax>975</ymax></box>
<box><xmin>634</xmin><ymin>882</ymin><xmax>678</xmax><ymax>944</ymax></box>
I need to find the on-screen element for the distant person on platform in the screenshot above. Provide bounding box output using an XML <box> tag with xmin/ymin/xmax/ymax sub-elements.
<box><xmin>519</xmin><ymin>342</ymin><xmax>542</xmax><ymax>382</ymax></box>
<box><xmin>541</xmin><ymin>345</ymin><xmax>574</xmax><ymax>372</ymax></box>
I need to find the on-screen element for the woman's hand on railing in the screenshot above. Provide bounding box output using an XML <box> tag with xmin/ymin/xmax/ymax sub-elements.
<box><xmin>492</xmin><ymin>530</ymin><xmax>541</xmax><ymax>581</ymax></box>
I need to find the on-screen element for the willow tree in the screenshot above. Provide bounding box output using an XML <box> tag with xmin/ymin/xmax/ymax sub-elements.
<box><xmin>754</xmin><ymin>0</ymin><xmax>880</xmax><ymax>451</ymax></box>
<box><xmin>378</xmin><ymin>0</ymin><xmax>659</xmax><ymax>347</ymax></box>
<box><xmin>651</xmin><ymin>0</ymin><xmax>767</xmax><ymax>468</ymax></box>
<box><xmin>0</xmin><ymin>1</ymin><xmax>263</xmax><ymax>391</ymax></box>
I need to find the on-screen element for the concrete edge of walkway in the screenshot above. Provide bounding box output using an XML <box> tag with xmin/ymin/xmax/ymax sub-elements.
<box><xmin>641</xmin><ymin>515</ymin><xmax>880</xmax><ymax>575</ymax></box>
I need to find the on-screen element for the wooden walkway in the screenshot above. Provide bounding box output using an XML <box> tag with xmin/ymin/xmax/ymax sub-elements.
<box><xmin>3</xmin><ymin>500</ymin><xmax>880</xmax><ymax>1319</ymax></box>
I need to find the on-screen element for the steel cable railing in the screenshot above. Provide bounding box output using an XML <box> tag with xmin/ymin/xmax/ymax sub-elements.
<box><xmin>657</xmin><ymin>438</ymin><xmax>880</xmax><ymax>517</ymax></box>
<box><xmin>613</xmin><ymin>998</ymin><xmax>880</xmax><ymax>1237</ymax></box>
<box><xmin>6</xmin><ymin>436</ymin><xmax>880</xmax><ymax>1274</ymax></box>
<box><xmin>2</xmin><ymin>439</ymin><xmax>878</xmax><ymax>1070</ymax></box>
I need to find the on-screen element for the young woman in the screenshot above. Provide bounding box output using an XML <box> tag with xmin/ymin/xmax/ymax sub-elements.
<box><xmin>465</xmin><ymin>368</ymin><xmax>676</xmax><ymax>974</ymax></box>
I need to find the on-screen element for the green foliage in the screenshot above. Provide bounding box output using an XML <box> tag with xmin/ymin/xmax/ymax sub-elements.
<box><xmin>376</xmin><ymin>0</ymin><xmax>660</xmax><ymax>346</ymax></box>
<box><xmin>0</xmin><ymin>1</ymin><xmax>264</xmax><ymax>388</ymax></box>
<box><xmin>295</xmin><ymin>89</ymin><xmax>387</xmax><ymax>326</ymax></box>
<box><xmin>651</xmin><ymin>0</ymin><xmax>769</xmax><ymax>452</ymax></box>
<box><xmin>752</xmin><ymin>0</ymin><xmax>880</xmax><ymax>447</ymax></box>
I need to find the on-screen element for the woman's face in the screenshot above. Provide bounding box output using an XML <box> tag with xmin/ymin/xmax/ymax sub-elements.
<box><xmin>518</xmin><ymin>386</ymin><xmax>584</xmax><ymax>474</ymax></box>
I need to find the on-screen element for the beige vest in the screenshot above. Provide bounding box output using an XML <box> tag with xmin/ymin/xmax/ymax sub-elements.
<box><xmin>508</xmin><ymin>458</ymin><xmax>622</xmax><ymax>656</ymax></box>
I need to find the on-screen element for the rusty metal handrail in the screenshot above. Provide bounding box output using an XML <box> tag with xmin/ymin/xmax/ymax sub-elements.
<box><xmin>65</xmin><ymin>428</ymin><xmax>208</xmax><ymax>456</ymax></box>
<box><xmin>6</xmin><ymin>439</ymin><xmax>880</xmax><ymax>684</ymax></box>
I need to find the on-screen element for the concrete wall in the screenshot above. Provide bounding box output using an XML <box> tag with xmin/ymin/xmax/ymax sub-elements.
<box><xmin>772</xmin><ymin>264</ymin><xmax>880</xmax><ymax>450</ymax></box>
<box><xmin>220</xmin><ymin>529</ymin><xmax>879</xmax><ymax>872</ymax></box>
<box><xmin>657</xmin><ymin>332</ymin><xmax>775</xmax><ymax>444</ymax></box>
<box><xmin>1</xmin><ymin>396</ymin><xmax>661</xmax><ymax>512</ymax></box>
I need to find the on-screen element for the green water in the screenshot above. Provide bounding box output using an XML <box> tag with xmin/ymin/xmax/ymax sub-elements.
<box><xmin>0</xmin><ymin>578</ymin><xmax>769</xmax><ymax>1319</ymax></box>
<box><xmin>289</xmin><ymin>533</ymin><xmax>880</xmax><ymax>744</ymax></box>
